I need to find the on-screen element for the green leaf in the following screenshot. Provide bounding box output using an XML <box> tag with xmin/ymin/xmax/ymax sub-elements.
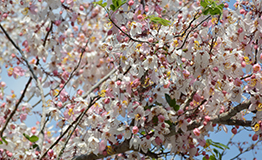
<box><xmin>112</xmin><ymin>0</ymin><xmax>118</xmax><ymax>6</ymax></box>
<box><xmin>140</xmin><ymin>131</ymin><xmax>146</xmax><ymax>135</ymax></box>
<box><xmin>23</xmin><ymin>133</ymin><xmax>39</xmax><ymax>143</ymax></box>
<box><xmin>217</xmin><ymin>3</ymin><xmax>224</xmax><ymax>10</ymax></box>
<box><xmin>120</xmin><ymin>0</ymin><xmax>127</xmax><ymax>6</ymax></box>
<box><xmin>165</xmin><ymin>120</ymin><xmax>173</xmax><ymax>126</ymax></box>
<box><xmin>200</xmin><ymin>0</ymin><xmax>208</xmax><ymax>8</ymax></box>
<box><xmin>1</xmin><ymin>137</ymin><xmax>8</xmax><ymax>145</ymax></box>
<box><xmin>29</xmin><ymin>135</ymin><xmax>39</xmax><ymax>143</ymax></box>
<box><xmin>116</xmin><ymin>0</ymin><xmax>120</xmax><ymax>7</ymax></box>
<box><xmin>32</xmin><ymin>144</ymin><xmax>39</xmax><ymax>149</ymax></box>
<box><xmin>212</xmin><ymin>141</ymin><xmax>229</xmax><ymax>149</ymax></box>
<box><xmin>110</xmin><ymin>4</ymin><xmax>116</xmax><ymax>11</ymax></box>
<box><xmin>0</xmin><ymin>137</ymin><xmax>8</xmax><ymax>145</ymax></box>
<box><xmin>165</xmin><ymin>94</ymin><xmax>172</xmax><ymax>105</ymax></box>
<box><xmin>93</xmin><ymin>0</ymin><xmax>107</xmax><ymax>8</ymax></box>
<box><xmin>165</xmin><ymin>94</ymin><xmax>180</xmax><ymax>111</ymax></box>
<box><xmin>203</xmin><ymin>8</ymin><xmax>210</xmax><ymax>15</ymax></box>
<box><xmin>206</xmin><ymin>139</ymin><xmax>230</xmax><ymax>150</ymax></box>
<box><xmin>206</xmin><ymin>139</ymin><xmax>213</xmax><ymax>145</ymax></box>
<box><xmin>23</xmin><ymin>133</ymin><xmax>30</xmax><ymax>140</ymax></box>
<box><xmin>171</xmin><ymin>99</ymin><xmax>177</xmax><ymax>107</ymax></box>
<box><xmin>182</xmin><ymin>48</ymin><xmax>188</xmax><ymax>52</ymax></box>
<box><xmin>173</xmin><ymin>104</ymin><xmax>180</xmax><ymax>111</ymax></box>
<box><xmin>202</xmin><ymin>157</ymin><xmax>207</xmax><ymax>160</ymax></box>
<box><xmin>209</xmin><ymin>7</ymin><xmax>221</xmax><ymax>15</ymax></box>
<box><xmin>213</xmin><ymin>148</ymin><xmax>219</xmax><ymax>156</ymax></box>
<box><xmin>152</xmin><ymin>116</ymin><xmax>158</xmax><ymax>125</ymax></box>
<box><xmin>148</xmin><ymin>16</ymin><xmax>171</xmax><ymax>26</ymax></box>
<box><xmin>101</xmin><ymin>2</ymin><xmax>107</xmax><ymax>8</ymax></box>
<box><xmin>209</xmin><ymin>155</ymin><xmax>216</xmax><ymax>160</ymax></box>
<box><xmin>93</xmin><ymin>0</ymin><xmax>103</xmax><ymax>6</ymax></box>
<box><xmin>210</xmin><ymin>1</ymin><xmax>217</xmax><ymax>8</ymax></box>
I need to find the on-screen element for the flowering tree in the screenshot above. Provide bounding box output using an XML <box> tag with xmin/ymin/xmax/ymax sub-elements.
<box><xmin>0</xmin><ymin>0</ymin><xmax>262</xmax><ymax>159</ymax></box>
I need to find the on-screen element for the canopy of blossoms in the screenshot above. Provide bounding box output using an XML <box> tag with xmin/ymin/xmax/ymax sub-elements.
<box><xmin>0</xmin><ymin>0</ymin><xmax>262</xmax><ymax>159</ymax></box>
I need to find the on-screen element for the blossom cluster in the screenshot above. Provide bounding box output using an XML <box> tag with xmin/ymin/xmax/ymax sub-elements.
<box><xmin>0</xmin><ymin>0</ymin><xmax>262</xmax><ymax>159</ymax></box>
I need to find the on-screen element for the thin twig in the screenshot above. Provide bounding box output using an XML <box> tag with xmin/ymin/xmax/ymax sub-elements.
<box><xmin>57</xmin><ymin>96</ymin><xmax>101</xmax><ymax>159</ymax></box>
<box><xmin>176</xmin><ymin>15</ymin><xmax>211</xmax><ymax>50</ymax></box>
<box><xmin>40</xmin><ymin>66</ymin><xmax>118</xmax><ymax>159</ymax></box>
<box><xmin>40</xmin><ymin>97</ymin><xmax>99</xmax><ymax>159</ymax></box>
<box><xmin>180</xmin><ymin>91</ymin><xmax>196</xmax><ymax>111</ymax></box>
<box><xmin>174</xmin><ymin>12</ymin><xmax>199</xmax><ymax>38</ymax></box>
<box><xmin>82</xmin><ymin>67</ymin><xmax>118</xmax><ymax>99</ymax></box>
<box><xmin>0</xmin><ymin>77</ymin><xmax>32</xmax><ymax>137</ymax></box>
<box><xmin>43</xmin><ymin>21</ymin><xmax>53</xmax><ymax>47</ymax></box>
<box><xmin>56</xmin><ymin>35</ymin><xmax>92</xmax><ymax>98</ymax></box>
<box><xmin>108</xmin><ymin>16</ymin><xmax>152</xmax><ymax>45</ymax></box>
<box><xmin>0</xmin><ymin>23</ymin><xmax>47</xmax><ymax>152</ymax></box>
<box><xmin>230</xmin><ymin>139</ymin><xmax>262</xmax><ymax>160</ymax></box>
<box><xmin>221</xmin><ymin>128</ymin><xmax>244</xmax><ymax>159</ymax></box>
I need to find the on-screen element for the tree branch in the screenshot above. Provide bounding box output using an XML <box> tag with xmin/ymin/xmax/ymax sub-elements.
<box><xmin>168</xmin><ymin>101</ymin><xmax>252</xmax><ymax>136</ymax></box>
<box><xmin>57</xmin><ymin>96</ymin><xmax>101</xmax><ymax>159</ymax></box>
<box><xmin>72</xmin><ymin>138</ymin><xmax>159</xmax><ymax>160</ymax></box>
<box><xmin>0</xmin><ymin>77</ymin><xmax>32</xmax><ymax>137</ymax></box>
<box><xmin>43</xmin><ymin>21</ymin><xmax>53</xmax><ymax>47</ymax></box>
<box><xmin>230</xmin><ymin>139</ymin><xmax>262</xmax><ymax>160</ymax></box>
<box><xmin>0</xmin><ymin>23</ymin><xmax>47</xmax><ymax>152</ymax></box>
<box><xmin>108</xmin><ymin>16</ymin><xmax>152</xmax><ymax>45</ymax></box>
<box><xmin>176</xmin><ymin>15</ymin><xmax>211</xmax><ymax>50</ymax></box>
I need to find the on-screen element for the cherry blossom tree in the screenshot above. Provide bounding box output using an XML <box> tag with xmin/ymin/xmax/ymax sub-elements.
<box><xmin>0</xmin><ymin>0</ymin><xmax>262</xmax><ymax>159</ymax></box>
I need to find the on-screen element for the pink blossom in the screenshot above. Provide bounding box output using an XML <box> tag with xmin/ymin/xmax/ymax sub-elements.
<box><xmin>234</xmin><ymin>78</ymin><xmax>242</xmax><ymax>87</ymax></box>
<box><xmin>67</xmin><ymin>0</ymin><xmax>73</xmax><ymax>5</ymax></box>
<box><xmin>204</xmin><ymin>116</ymin><xmax>211</xmax><ymax>122</ymax></box>
<box><xmin>60</xmin><ymin>89</ymin><xmax>68</xmax><ymax>102</ymax></box>
<box><xmin>99</xmin><ymin>140</ymin><xmax>106</xmax><ymax>153</ymax></box>
<box><xmin>13</xmin><ymin>66</ymin><xmax>25</xmax><ymax>78</ymax></box>
<box><xmin>193</xmin><ymin>128</ymin><xmax>200</xmax><ymax>136</ymax></box>
<box><xmin>104</xmin><ymin>98</ymin><xmax>110</xmax><ymax>104</ymax></box>
<box><xmin>253</xmin><ymin>64</ymin><xmax>261</xmax><ymax>73</ymax></box>
<box><xmin>252</xmin><ymin>134</ymin><xmax>258</xmax><ymax>141</ymax></box>
<box><xmin>20</xmin><ymin>113</ymin><xmax>27</xmax><ymax>122</ymax></box>
<box><xmin>231</xmin><ymin>127</ymin><xmax>237</xmax><ymax>134</ymax></box>
<box><xmin>177</xmin><ymin>109</ymin><xmax>184</xmax><ymax>115</ymax></box>
<box><xmin>29</xmin><ymin>4</ymin><xmax>38</xmax><ymax>14</ymax></box>
<box><xmin>128</xmin><ymin>0</ymin><xmax>134</xmax><ymax>6</ymax></box>
<box><xmin>132</xmin><ymin>126</ymin><xmax>139</xmax><ymax>134</ymax></box>
<box><xmin>198</xmin><ymin>139</ymin><xmax>206</xmax><ymax>147</ymax></box>
<box><xmin>47</xmin><ymin>149</ymin><xmax>54</xmax><ymax>157</ymax></box>
<box><xmin>0</xmin><ymin>82</ymin><xmax>6</xmax><ymax>87</ymax></box>
<box><xmin>240</xmin><ymin>9</ymin><xmax>245</xmax><ymax>14</ymax></box>
<box><xmin>193</xmin><ymin>93</ymin><xmax>201</xmax><ymax>102</ymax></box>
<box><xmin>62</xmin><ymin>71</ymin><xmax>69</xmax><ymax>80</ymax></box>
<box><xmin>155</xmin><ymin>136</ymin><xmax>162</xmax><ymax>145</ymax></box>
<box><xmin>183</xmin><ymin>70</ymin><xmax>190</xmax><ymax>78</ymax></box>
<box><xmin>157</xmin><ymin>115</ymin><xmax>165</xmax><ymax>123</ymax></box>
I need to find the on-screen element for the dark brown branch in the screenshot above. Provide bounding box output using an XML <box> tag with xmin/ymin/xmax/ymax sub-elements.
<box><xmin>43</xmin><ymin>21</ymin><xmax>53</xmax><ymax>47</ymax></box>
<box><xmin>176</xmin><ymin>15</ymin><xmax>211</xmax><ymax>50</ymax></box>
<box><xmin>72</xmin><ymin>139</ymin><xmax>159</xmax><ymax>160</ymax></box>
<box><xmin>57</xmin><ymin>96</ymin><xmax>101</xmax><ymax>159</ymax></box>
<box><xmin>0</xmin><ymin>77</ymin><xmax>32</xmax><ymax>137</ymax></box>
<box><xmin>0</xmin><ymin>23</ymin><xmax>48</xmax><ymax>153</ymax></box>
<box><xmin>108</xmin><ymin>16</ymin><xmax>152</xmax><ymax>45</ymax></box>
<box><xmin>174</xmin><ymin>12</ymin><xmax>199</xmax><ymax>38</ymax></box>
<box><xmin>168</xmin><ymin>101</ymin><xmax>252</xmax><ymax>136</ymax></box>
<box><xmin>40</xmin><ymin>97</ymin><xmax>99</xmax><ymax>159</ymax></box>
